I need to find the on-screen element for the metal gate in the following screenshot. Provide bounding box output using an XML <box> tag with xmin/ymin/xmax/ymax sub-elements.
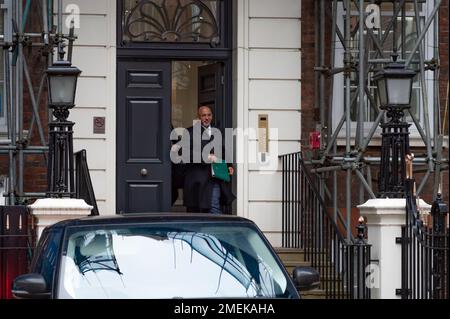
<box><xmin>397</xmin><ymin>179</ymin><xmax>449</xmax><ymax>299</ymax></box>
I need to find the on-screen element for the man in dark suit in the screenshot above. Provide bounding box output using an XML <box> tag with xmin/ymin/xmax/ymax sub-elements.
<box><xmin>183</xmin><ymin>106</ymin><xmax>235</xmax><ymax>214</ymax></box>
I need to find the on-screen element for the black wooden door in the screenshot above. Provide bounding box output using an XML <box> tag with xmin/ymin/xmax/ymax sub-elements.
<box><xmin>117</xmin><ymin>61</ymin><xmax>172</xmax><ymax>213</ymax></box>
<box><xmin>198</xmin><ymin>63</ymin><xmax>224</xmax><ymax>130</ymax></box>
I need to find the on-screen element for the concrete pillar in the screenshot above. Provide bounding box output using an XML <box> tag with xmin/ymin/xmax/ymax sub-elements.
<box><xmin>28</xmin><ymin>198</ymin><xmax>93</xmax><ymax>240</ymax></box>
<box><xmin>358</xmin><ymin>198</ymin><xmax>431</xmax><ymax>299</ymax></box>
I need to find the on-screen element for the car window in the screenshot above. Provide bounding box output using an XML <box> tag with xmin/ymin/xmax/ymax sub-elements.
<box><xmin>33</xmin><ymin>229</ymin><xmax>62</xmax><ymax>290</ymax></box>
<box><xmin>57</xmin><ymin>222</ymin><xmax>294</xmax><ymax>299</ymax></box>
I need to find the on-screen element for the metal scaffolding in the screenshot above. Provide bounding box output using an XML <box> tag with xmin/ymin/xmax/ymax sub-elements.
<box><xmin>0</xmin><ymin>0</ymin><xmax>448</xmax><ymax>225</ymax></box>
<box><xmin>0</xmin><ymin>0</ymin><xmax>74</xmax><ymax>205</ymax></box>
<box><xmin>309</xmin><ymin>0</ymin><xmax>448</xmax><ymax>239</ymax></box>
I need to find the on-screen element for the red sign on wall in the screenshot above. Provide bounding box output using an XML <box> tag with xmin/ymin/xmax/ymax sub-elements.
<box><xmin>309</xmin><ymin>131</ymin><xmax>321</xmax><ymax>150</ymax></box>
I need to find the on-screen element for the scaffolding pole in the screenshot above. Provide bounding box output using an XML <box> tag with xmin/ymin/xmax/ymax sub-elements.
<box><xmin>0</xmin><ymin>0</ymin><xmax>74</xmax><ymax>205</ymax></box>
<box><xmin>306</xmin><ymin>0</ymin><xmax>449</xmax><ymax>236</ymax></box>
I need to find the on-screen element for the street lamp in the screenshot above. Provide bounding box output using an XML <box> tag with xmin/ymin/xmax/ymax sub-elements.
<box><xmin>373</xmin><ymin>56</ymin><xmax>416</xmax><ymax>109</ymax></box>
<box><xmin>46</xmin><ymin>60</ymin><xmax>82</xmax><ymax>198</ymax></box>
<box><xmin>47</xmin><ymin>60</ymin><xmax>81</xmax><ymax>108</ymax></box>
<box><xmin>373</xmin><ymin>55</ymin><xmax>416</xmax><ymax>198</ymax></box>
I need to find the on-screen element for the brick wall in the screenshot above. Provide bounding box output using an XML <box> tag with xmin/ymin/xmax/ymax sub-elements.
<box><xmin>301</xmin><ymin>0</ymin><xmax>333</xmax><ymax>150</ymax></box>
<box><xmin>22</xmin><ymin>4</ymin><xmax>49</xmax><ymax>196</ymax></box>
<box><xmin>301</xmin><ymin>0</ymin><xmax>319</xmax><ymax>148</ymax></box>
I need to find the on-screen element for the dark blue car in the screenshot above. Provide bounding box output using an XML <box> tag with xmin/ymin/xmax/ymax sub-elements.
<box><xmin>12</xmin><ymin>214</ymin><xmax>319</xmax><ymax>299</ymax></box>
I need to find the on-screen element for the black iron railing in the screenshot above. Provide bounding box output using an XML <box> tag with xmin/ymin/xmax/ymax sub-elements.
<box><xmin>280</xmin><ymin>152</ymin><xmax>371</xmax><ymax>299</ymax></box>
<box><xmin>397</xmin><ymin>179</ymin><xmax>449</xmax><ymax>299</ymax></box>
<box><xmin>0</xmin><ymin>206</ymin><xmax>36</xmax><ymax>299</ymax></box>
<box><xmin>75</xmin><ymin>150</ymin><xmax>99</xmax><ymax>216</ymax></box>
<box><xmin>47</xmin><ymin>108</ymin><xmax>76</xmax><ymax>198</ymax></box>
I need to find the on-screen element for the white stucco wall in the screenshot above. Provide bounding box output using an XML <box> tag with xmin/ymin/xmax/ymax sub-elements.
<box><xmin>59</xmin><ymin>0</ymin><xmax>116</xmax><ymax>215</ymax></box>
<box><xmin>235</xmin><ymin>0</ymin><xmax>302</xmax><ymax>247</ymax></box>
<box><xmin>61</xmin><ymin>1</ymin><xmax>303</xmax><ymax>246</ymax></box>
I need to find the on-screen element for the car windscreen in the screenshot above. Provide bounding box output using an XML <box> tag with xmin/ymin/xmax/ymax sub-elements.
<box><xmin>57</xmin><ymin>222</ymin><xmax>293</xmax><ymax>299</ymax></box>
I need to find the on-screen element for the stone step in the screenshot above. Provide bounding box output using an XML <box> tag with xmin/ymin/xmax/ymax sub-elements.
<box><xmin>300</xmin><ymin>289</ymin><xmax>350</xmax><ymax>299</ymax></box>
<box><xmin>296</xmin><ymin>261</ymin><xmax>335</xmax><ymax>269</ymax></box>
<box><xmin>275</xmin><ymin>247</ymin><xmax>347</xmax><ymax>299</ymax></box>
<box><xmin>283</xmin><ymin>261</ymin><xmax>314</xmax><ymax>274</ymax></box>
<box><xmin>299</xmin><ymin>289</ymin><xmax>327</xmax><ymax>299</ymax></box>
<box><xmin>274</xmin><ymin>248</ymin><xmax>305</xmax><ymax>263</ymax></box>
<box><xmin>318</xmin><ymin>282</ymin><xmax>345</xmax><ymax>291</ymax></box>
<box><xmin>283</xmin><ymin>267</ymin><xmax>344</xmax><ymax>292</ymax></box>
<box><xmin>275</xmin><ymin>247</ymin><xmax>329</xmax><ymax>255</ymax></box>
<box><xmin>274</xmin><ymin>247</ymin><xmax>304</xmax><ymax>253</ymax></box>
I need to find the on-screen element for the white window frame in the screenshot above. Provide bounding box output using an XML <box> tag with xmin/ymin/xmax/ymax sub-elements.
<box><xmin>332</xmin><ymin>2</ymin><xmax>436</xmax><ymax>146</ymax></box>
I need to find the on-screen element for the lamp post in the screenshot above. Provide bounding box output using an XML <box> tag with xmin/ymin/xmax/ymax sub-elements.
<box><xmin>373</xmin><ymin>55</ymin><xmax>416</xmax><ymax>198</ymax></box>
<box><xmin>46</xmin><ymin>59</ymin><xmax>81</xmax><ymax>198</ymax></box>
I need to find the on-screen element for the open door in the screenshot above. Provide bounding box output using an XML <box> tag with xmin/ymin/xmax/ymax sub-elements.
<box><xmin>198</xmin><ymin>63</ymin><xmax>225</xmax><ymax>130</ymax></box>
<box><xmin>198</xmin><ymin>62</ymin><xmax>234</xmax><ymax>214</ymax></box>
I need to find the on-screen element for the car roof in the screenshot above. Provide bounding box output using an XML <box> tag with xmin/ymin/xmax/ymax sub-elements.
<box><xmin>50</xmin><ymin>213</ymin><xmax>253</xmax><ymax>229</ymax></box>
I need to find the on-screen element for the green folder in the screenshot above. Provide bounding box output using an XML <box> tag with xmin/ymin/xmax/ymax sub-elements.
<box><xmin>211</xmin><ymin>159</ymin><xmax>231</xmax><ymax>183</ymax></box>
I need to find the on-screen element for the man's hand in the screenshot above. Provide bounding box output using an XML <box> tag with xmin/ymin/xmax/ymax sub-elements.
<box><xmin>228</xmin><ymin>167</ymin><xmax>234</xmax><ymax>176</ymax></box>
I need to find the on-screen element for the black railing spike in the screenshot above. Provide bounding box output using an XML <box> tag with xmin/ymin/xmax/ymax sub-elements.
<box><xmin>356</xmin><ymin>217</ymin><xmax>367</xmax><ymax>244</ymax></box>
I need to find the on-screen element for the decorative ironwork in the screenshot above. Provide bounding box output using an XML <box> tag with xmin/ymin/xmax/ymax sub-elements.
<box><xmin>47</xmin><ymin>104</ymin><xmax>75</xmax><ymax>198</ymax></box>
<box><xmin>52</xmin><ymin>105</ymin><xmax>71</xmax><ymax>122</ymax></box>
<box><xmin>123</xmin><ymin>0</ymin><xmax>220</xmax><ymax>46</ymax></box>
<box><xmin>378</xmin><ymin>106</ymin><xmax>411</xmax><ymax>198</ymax></box>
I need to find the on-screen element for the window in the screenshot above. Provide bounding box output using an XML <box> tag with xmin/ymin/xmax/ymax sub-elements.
<box><xmin>57</xmin><ymin>223</ymin><xmax>292</xmax><ymax>299</ymax></box>
<box><xmin>32</xmin><ymin>230</ymin><xmax>63</xmax><ymax>291</ymax></box>
<box><xmin>332</xmin><ymin>1</ymin><xmax>435</xmax><ymax>141</ymax></box>
<box><xmin>121</xmin><ymin>0</ymin><xmax>222</xmax><ymax>46</ymax></box>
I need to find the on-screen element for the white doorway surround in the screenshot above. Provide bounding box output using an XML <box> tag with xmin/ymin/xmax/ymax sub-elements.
<box><xmin>234</xmin><ymin>0</ymin><xmax>302</xmax><ymax>246</ymax></box>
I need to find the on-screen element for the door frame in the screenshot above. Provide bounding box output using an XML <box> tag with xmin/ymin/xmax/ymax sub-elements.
<box><xmin>116</xmin><ymin>56</ymin><xmax>232</xmax><ymax>212</ymax></box>
<box><xmin>116</xmin><ymin>1</ymin><xmax>234</xmax><ymax>213</ymax></box>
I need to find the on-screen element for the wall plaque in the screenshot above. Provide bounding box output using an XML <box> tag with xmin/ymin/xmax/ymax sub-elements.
<box><xmin>93</xmin><ymin>117</ymin><xmax>106</xmax><ymax>134</ymax></box>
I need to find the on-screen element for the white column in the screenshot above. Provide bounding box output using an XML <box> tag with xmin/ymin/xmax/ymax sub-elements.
<box><xmin>29</xmin><ymin>198</ymin><xmax>93</xmax><ymax>240</ymax></box>
<box><xmin>358</xmin><ymin>198</ymin><xmax>431</xmax><ymax>299</ymax></box>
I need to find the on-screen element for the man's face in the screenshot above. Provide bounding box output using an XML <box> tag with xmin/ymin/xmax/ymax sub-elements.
<box><xmin>198</xmin><ymin>107</ymin><xmax>213</xmax><ymax>127</ymax></box>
